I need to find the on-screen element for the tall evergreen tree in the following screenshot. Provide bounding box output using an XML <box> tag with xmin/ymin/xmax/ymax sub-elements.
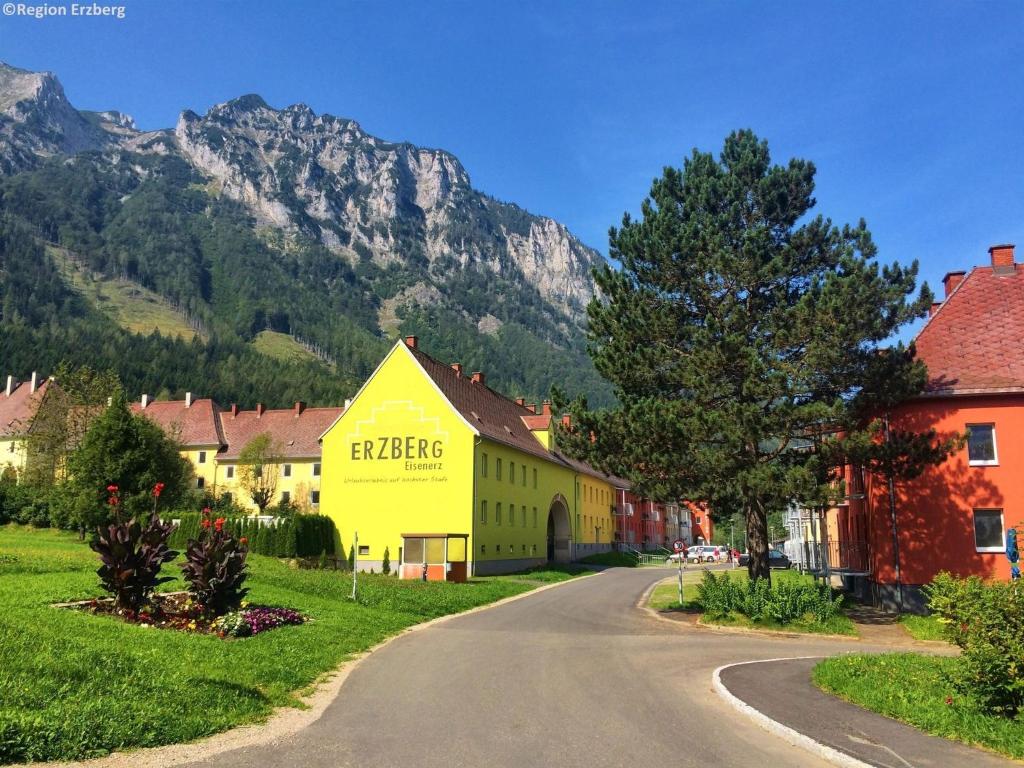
<box><xmin>558</xmin><ymin>130</ymin><xmax>945</xmax><ymax>579</ymax></box>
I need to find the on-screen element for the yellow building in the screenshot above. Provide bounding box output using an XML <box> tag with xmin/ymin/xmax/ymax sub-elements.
<box><xmin>135</xmin><ymin>396</ymin><xmax>340</xmax><ymax>512</ymax></box>
<box><xmin>319</xmin><ymin>337</ymin><xmax>617</xmax><ymax>577</ymax></box>
<box><xmin>0</xmin><ymin>374</ymin><xmax>50</xmax><ymax>481</ymax></box>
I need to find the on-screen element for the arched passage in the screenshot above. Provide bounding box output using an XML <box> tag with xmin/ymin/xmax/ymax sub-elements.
<box><xmin>547</xmin><ymin>495</ymin><xmax>572</xmax><ymax>564</ymax></box>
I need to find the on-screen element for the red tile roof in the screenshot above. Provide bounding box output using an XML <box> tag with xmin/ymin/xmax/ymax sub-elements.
<box><xmin>406</xmin><ymin>344</ymin><xmax>617</xmax><ymax>482</ymax></box>
<box><xmin>916</xmin><ymin>264</ymin><xmax>1024</xmax><ymax>394</ymax></box>
<box><xmin>132</xmin><ymin>399</ymin><xmax>224</xmax><ymax>447</ymax></box>
<box><xmin>218</xmin><ymin>405</ymin><xmax>343</xmax><ymax>460</ymax></box>
<box><xmin>0</xmin><ymin>379</ymin><xmax>50</xmax><ymax>439</ymax></box>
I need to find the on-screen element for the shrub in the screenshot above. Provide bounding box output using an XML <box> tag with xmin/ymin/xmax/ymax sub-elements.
<box><xmin>90</xmin><ymin>514</ymin><xmax>178</xmax><ymax>611</ymax></box>
<box><xmin>180</xmin><ymin>512</ymin><xmax>249</xmax><ymax>617</ymax></box>
<box><xmin>167</xmin><ymin>513</ymin><xmax>336</xmax><ymax>557</ymax></box>
<box><xmin>382</xmin><ymin>546</ymin><xmax>391</xmax><ymax>575</ymax></box>
<box><xmin>215</xmin><ymin>606</ymin><xmax>305</xmax><ymax>637</ymax></box>
<box><xmin>925</xmin><ymin>572</ymin><xmax>1024</xmax><ymax>715</ymax></box>
<box><xmin>696</xmin><ymin>572</ymin><xmax>843</xmax><ymax>625</ymax></box>
<box><xmin>697</xmin><ymin>571</ymin><xmax>741</xmax><ymax>618</ymax></box>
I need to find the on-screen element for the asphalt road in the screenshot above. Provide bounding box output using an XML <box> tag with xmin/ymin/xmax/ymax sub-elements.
<box><xmin>178</xmin><ymin>567</ymin><xmax>982</xmax><ymax>768</ymax></box>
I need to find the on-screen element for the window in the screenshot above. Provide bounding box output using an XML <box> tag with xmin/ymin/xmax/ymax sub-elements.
<box><xmin>497</xmin><ymin>544</ymin><xmax>501</xmax><ymax>553</ymax></box>
<box><xmin>281</xmin><ymin>491</ymin><xmax>291</xmax><ymax>503</ymax></box>
<box><xmin>533</xmin><ymin>468</ymin><xmax>537</xmax><ymax>489</ymax></box>
<box><xmin>973</xmin><ymin>509</ymin><xmax>1004</xmax><ymax>552</ymax></box>
<box><xmin>198</xmin><ymin>451</ymin><xmax>207</xmax><ymax>464</ymax></box>
<box><xmin>481</xmin><ymin>544</ymin><xmax>486</xmax><ymax>555</ymax></box>
<box><xmin>283</xmin><ymin>464</ymin><xmax>292</xmax><ymax>477</ymax></box>
<box><xmin>480</xmin><ymin>500</ymin><xmax>488</xmax><ymax>525</ymax></box>
<box><xmin>226</xmin><ymin>465</ymin><xmax>235</xmax><ymax>479</ymax></box>
<box><xmin>496</xmin><ymin>458</ymin><xmax>502</xmax><ymax>481</ymax></box>
<box><xmin>196</xmin><ymin>477</ymin><xmax>205</xmax><ymax>489</ymax></box>
<box><xmin>510</xmin><ymin>463</ymin><xmax>515</xmax><ymax>484</ymax></box>
<box><xmin>522</xmin><ymin>464</ymin><xmax>526</xmax><ymax>486</ymax></box>
<box><xmin>521</xmin><ymin>505</ymin><xmax>527</xmax><ymax>527</ymax></box>
<box><xmin>481</xmin><ymin>453</ymin><xmax>488</xmax><ymax>477</ymax></box>
<box><xmin>358</xmin><ymin>545</ymin><xmax>370</xmax><ymax>556</ymax></box>
<box><xmin>533</xmin><ymin>507</ymin><xmax>537</xmax><ymax>528</ymax></box>
<box><xmin>313</xmin><ymin>462</ymin><xmax>321</xmax><ymax>477</ymax></box>
<box><xmin>531</xmin><ymin>544</ymin><xmax>537</xmax><ymax>554</ymax></box>
<box><xmin>310</xmin><ymin>490</ymin><xmax>320</xmax><ymax>505</ymax></box>
<box><xmin>496</xmin><ymin>502</ymin><xmax>502</xmax><ymax>526</ymax></box>
<box><xmin>522</xmin><ymin>544</ymin><xmax>526</xmax><ymax>553</ymax></box>
<box><xmin>967</xmin><ymin>424</ymin><xmax>998</xmax><ymax>465</ymax></box>
<box><xmin>406</xmin><ymin>538</ymin><xmax>424</xmax><ymax>563</ymax></box>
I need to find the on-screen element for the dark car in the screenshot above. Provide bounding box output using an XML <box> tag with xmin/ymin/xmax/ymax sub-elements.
<box><xmin>738</xmin><ymin>549</ymin><xmax>792</xmax><ymax>569</ymax></box>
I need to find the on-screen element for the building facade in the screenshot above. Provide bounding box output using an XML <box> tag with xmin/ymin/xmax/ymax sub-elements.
<box><xmin>0</xmin><ymin>373</ymin><xmax>50</xmax><ymax>481</ymax></box>
<box><xmin>836</xmin><ymin>244</ymin><xmax>1024</xmax><ymax>610</ymax></box>
<box><xmin>319</xmin><ymin>337</ymin><xmax>617</xmax><ymax>577</ymax></box>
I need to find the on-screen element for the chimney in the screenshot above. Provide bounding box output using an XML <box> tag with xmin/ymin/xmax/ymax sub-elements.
<box><xmin>185</xmin><ymin>391</ymin><xmax>193</xmax><ymax>408</ymax></box>
<box><xmin>929</xmin><ymin>302</ymin><xmax>942</xmax><ymax>317</ymax></box>
<box><xmin>230</xmin><ymin>403</ymin><xmax>238</xmax><ymax>418</ymax></box>
<box><xmin>294</xmin><ymin>401</ymin><xmax>306</xmax><ymax>417</ymax></box>
<box><xmin>4</xmin><ymin>376</ymin><xmax>13</xmax><ymax>397</ymax></box>
<box><xmin>990</xmin><ymin>243</ymin><xmax>1016</xmax><ymax>275</ymax></box>
<box><xmin>344</xmin><ymin>398</ymin><xmax>352</xmax><ymax>409</ymax></box>
<box><xmin>515</xmin><ymin>397</ymin><xmax>525</xmax><ymax>406</ymax></box>
<box><xmin>942</xmin><ymin>271</ymin><xmax>966</xmax><ymax>297</ymax></box>
<box><xmin>451</xmin><ymin>363</ymin><xmax>463</xmax><ymax>377</ymax></box>
<box><xmin>561</xmin><ymin>414</ymin><xmax>572</xmax><ymax>429</ymax></box>
<box><xmin>471</xmin><ymin>371</ymin><xmax>485</xmax><ymax>385</ymax></box>
<box><xmin>141</xmin><ymin>394</ymin><xmax>150</xmax><ymax>409</ymax></box>
<box><xmin>542</xmin><ymin>400</ymin><xmax>552</xmax><ymax>417</ymax></box>
<box><xmin>30</xmin><ymin>372</ymin><xmax>38</xmax><ymax>394</ymax></box>
<box><xmin>256</xmin><ymin>403</ymin><xmax>265</xmax><ymax>418</ymax></box>
<box><xmin>404</xmin><ymin>335</ymin><xmax>418</xmax><ymax>349</ymax></box>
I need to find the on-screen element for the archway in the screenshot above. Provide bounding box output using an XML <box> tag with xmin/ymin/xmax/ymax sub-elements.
<box><xmin>547</xmin><ymin>495</ymin><xmax>572</xmax><ymax>564</ymax></box>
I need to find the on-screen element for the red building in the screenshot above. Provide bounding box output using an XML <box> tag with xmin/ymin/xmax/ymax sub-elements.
<box><xmin>839</xmin><ymin>244</ymin><xmax>1024</xmax><ymax>611</ymax></box>
<box><xmin>611</xmin><ymin>482</ymin><xmax>669</xmax><ymax>551</ymax></box>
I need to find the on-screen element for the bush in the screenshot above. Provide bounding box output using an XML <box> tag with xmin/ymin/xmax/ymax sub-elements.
<box><xmin>89</xmin><ymin>514</ymin><xmax>178</xmax><ymax>611</ymax></box>
<box><xmin>696</xmin><ymin>571</ymin><xmax>843</xmax><ymax>624</ymax></box>
<box><xmin>925</xmin><ymin>572</ymin><xmax>1024</xmax><ymax>715</ymax></box>
<box><xmin>382</xmin><ymin>546</ymin><xmax>391</xmax><ymax>575</ymax></box>
<box><xmin>180</xmin><ymin>514</ymin><xmax>249</xmax><ymax>616</ymax></box>
<box><xmin>0</xmin><ymin>480</ymin><xmax>52</xmax><ymax>527</ymax></box>
<box><xmin>168</xmin><ymin>513</ymin><xmax>336</xmax><ymax>558</ymax></box>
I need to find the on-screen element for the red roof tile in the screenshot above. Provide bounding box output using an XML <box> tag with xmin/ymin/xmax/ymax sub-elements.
<box><xmin>132</xmin><ymin>399</ymin><xmax>224</xmax><ymax>447</ymax></box>
<box><xmin>218</xmin><ymin>405</ymin><xmax>343</xmax><ymax>460</ymax></box>
<box><xmin>0</xmin><ymin>379</ymin><xmax>49</xmax><ymax>439</ymax></box>
<box><xmin>915</xmin><ymin>264</ymin><xmax>1024</xmax><ymax>394</ymax></box>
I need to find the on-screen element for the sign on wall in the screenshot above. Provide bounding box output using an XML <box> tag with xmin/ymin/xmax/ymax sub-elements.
<box><xmin>343</xmin><ymin>400</ymin><xmax>451</xmax><ymax>485</ymax></box>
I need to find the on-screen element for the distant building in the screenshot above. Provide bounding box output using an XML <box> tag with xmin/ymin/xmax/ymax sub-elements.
<box><xmin>0</xmin><ymin>373</ymin><xmax>51</xmax><ymax>481</ymax></box>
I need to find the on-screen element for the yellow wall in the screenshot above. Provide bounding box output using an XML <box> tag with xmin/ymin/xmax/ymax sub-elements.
<box><xmin>213</xmin><ymin>457</ymin><xmax>322</xmax><ymax>512</ymax></box>
<box><xmin>474</xmin><ymin>438</ymin><xmax>575</xmax><ymax>566</ymax></box>
<box><xmin>577</xmin><ymin>474</ymin><xmax>614</xmax><ymax>546</ymax></box>
<box><xmin>320</xmin><ymin>344</ymin><xmax>476</xmax><ymax>569</ymax></box>
<box><xmin>0</xmin><ymin>437</ymin><xmax>26</xmax><ymax>478</ymax></box>
<box><xmin>182</xmin><ymin>446</ymin><xmax>220</xmax><ymax>494</ymax></box>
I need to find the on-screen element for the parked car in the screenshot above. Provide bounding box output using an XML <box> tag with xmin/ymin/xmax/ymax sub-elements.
<box><xmin>671</xmin><ymin>545</ymin><xmax>728</xmax><ymax>564</ymax></box>
<box><xmin>737</xmin><ymin>549</ymin><xmax>792</xmax><ymax>569</ymax></box>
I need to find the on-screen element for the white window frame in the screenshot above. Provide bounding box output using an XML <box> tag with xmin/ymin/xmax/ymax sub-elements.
<box><xmin>973</xmin><ymin>508</ymin><xmax>1005</xmax><ymax>553</ymax></box>
<box><xmin>967</xmin><ymin>423</ymin><xmax>998</xmax><ymax>466</ymax></box>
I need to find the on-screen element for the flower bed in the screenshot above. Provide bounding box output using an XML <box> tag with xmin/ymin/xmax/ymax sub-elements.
<box><xmin>68</xmin><ymin>592</ymin><xmax>306</xmax><ymax>638</ymax></box>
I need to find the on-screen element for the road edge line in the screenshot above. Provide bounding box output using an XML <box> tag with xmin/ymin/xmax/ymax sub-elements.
<box><xmin>712</xmin><ymin>657</ymin><xmax>875</xmax><ymax>768</ymax></box>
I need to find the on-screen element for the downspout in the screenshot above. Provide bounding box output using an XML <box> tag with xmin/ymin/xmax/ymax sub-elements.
<box><xmin>471</xmin><ymin>436</ymin><xmax>481</xmax><ymax>577</ymax></box>
<box><xmin>884</xmin><ymin>414</ymin><xmax>905</xmax><ymax>612</ymax></box>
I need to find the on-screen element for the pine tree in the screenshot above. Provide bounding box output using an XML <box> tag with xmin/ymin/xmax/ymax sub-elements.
<box><xmin>382</xmin><ymin>546</ymin><xmax>391</xmax><ymax>575</ymax></box>
<box><xmin>558</xmin><ymin>130</ymin><xmax>951</xmax><ymax>580</ymax></box>
<box><xmin>347</xmin><ymin>544</ymin><xmax>355</xmax><ymax>570</ymax></box>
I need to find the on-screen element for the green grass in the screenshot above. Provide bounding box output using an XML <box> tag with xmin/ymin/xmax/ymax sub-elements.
<box><xmin>52</xmin><ymin>247</ymin><xmax>202</xmax><ymax>341</ymax></box>
<box><xmin>814</xmin><ymin>654</ymin><xmax>1024</xmax><ymax>760</ymax></box>
<box><xmin>500</xmin><ymin>564</ymin><xmax>589</xmax><ymax>583</ymax></box>
<box><xmin>647</xmin><ymin>569</ymin><xmax>857</xmax><ymax>636</ymax></box>
<box><xmin>900</xmin><ymin>614</ymin><xmax>947</xmax><ymax>642</ymax></box>
<box><xmin>577</xmin><ymin>551</ymin><xmax>638</xmax><ymax>568</ymax></box>
<box><xmin>0</xmin><ymin>525</ymin><xmax>538</xmax><ymax>763</ymax></box>
<box><xmin>251</xmin><ymin>330</ymin><xmax>326</xmax><ymax>366</ymax></box>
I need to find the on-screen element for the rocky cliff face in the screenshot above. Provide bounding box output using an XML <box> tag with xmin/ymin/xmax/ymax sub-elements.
<box><xmin>0</xmin><ymin>61</ymin><xmax>603</xmax><ymax>325</ymax></box>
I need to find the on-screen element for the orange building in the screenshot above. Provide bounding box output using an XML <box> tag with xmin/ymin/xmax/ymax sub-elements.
<box><xmin>839</xmin><ymin>244</ymin><xmax>1024</xmax><ymax>611</ymax></box>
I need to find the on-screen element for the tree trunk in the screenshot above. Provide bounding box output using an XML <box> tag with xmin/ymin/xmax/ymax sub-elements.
<box><xmin>745</xmin><ymin>499</ymin><xmax>771</xmax><ymax>581</ymax></box>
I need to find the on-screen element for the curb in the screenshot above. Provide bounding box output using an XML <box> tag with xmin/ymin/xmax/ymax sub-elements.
<box><xmin>712</xmin><ymin>657</ymin><xmax>874</xmax><ymax>768</ymax></box>
<box><xmin>37</xmin><ymin>571</ymin><xmax>601</xmax><ymax>768</ymax></box>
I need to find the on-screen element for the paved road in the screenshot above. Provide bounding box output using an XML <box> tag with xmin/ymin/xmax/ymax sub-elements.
<box><xmin>178</xmin><ymin>568</ymin><xmax>986</xmax><ymax>768</ymax></box>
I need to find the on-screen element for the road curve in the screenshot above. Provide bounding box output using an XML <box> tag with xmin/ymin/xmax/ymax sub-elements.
<box><xmin>179</xmin><ymin>568</ymin><xmax>890</xmax><ymax>768</ymax></box>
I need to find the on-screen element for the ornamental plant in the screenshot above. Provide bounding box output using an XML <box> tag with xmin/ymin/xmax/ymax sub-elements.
<box><xmin>216</xmin><ymin>606</ymin><xmax>305</xmax><ymax>637</ymax></box>
<box><xmin>89</xmin><ymin>483</ymin><xmax>178</xmax><ymax>612</ymax></box>
<box><xmin>180</xmin><ymin>507</ymin><xmax>249</xmax><ymax>617</ymax></box>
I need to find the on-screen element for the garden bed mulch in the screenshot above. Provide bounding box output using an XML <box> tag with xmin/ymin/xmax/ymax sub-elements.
<box><xmin>54</xmin><ymin>592</ymin><xmax>306</xmax><ymax>637</ymax></box>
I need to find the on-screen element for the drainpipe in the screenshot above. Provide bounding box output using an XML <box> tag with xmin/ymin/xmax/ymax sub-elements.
<box><xmin>884</xmin><ymin>414</ymin><xmax>905</xmax><ymax>612</ymax></box>
<box><xmin>471</xmin><ymin>436</ymin><xmax>481</xmax><ymax>577</ymax></box>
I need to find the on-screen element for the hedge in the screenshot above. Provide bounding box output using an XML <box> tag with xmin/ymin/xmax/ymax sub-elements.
<box><xmin>167</xmin><ymin>514</ymin><xmax>337</xmax><ymax>558</ymax></box>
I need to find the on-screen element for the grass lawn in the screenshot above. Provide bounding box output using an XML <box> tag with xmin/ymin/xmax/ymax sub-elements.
<box><xmin>814</xmin><ymin>654</ymin><xmax>1024</xmax><ymax>760</ymax></box>
<box><xmin>0</xmin><ymin>525</ymin><xmax>550</xmax><ymax>763</ymax></box>
<box><xmin>900</xmin><ymin>613</ymin><xmax>947</xmax><ymax>642</ymax></box>
<box><xmin>577</xmin><ymin>551</ymin><xmax>639</xmax><ymax>568</ymax></box>
<box><xmin>251</xmin><ymin>330</ymin><xmax>329</xmax><ymax>367</ymax></box>
<box><xmin>647</xmin><ymin>568</ymin><xmax>857</xmax><ymax>636</ymax></box>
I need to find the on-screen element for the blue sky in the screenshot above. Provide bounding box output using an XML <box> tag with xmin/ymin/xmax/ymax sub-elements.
<box><xmin>2</xmin><ymin>0</ymin><xmax>1022</xmax><ymax>338</ymax></box>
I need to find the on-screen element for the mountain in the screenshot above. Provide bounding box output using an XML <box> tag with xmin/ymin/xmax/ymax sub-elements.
<box><xmin>0</xmin><ymin>62</ymin><xmax>613</xmax><ymax>408</ymax></box>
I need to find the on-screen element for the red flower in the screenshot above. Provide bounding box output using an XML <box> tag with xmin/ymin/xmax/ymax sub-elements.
<box><xmin>239</xmin><ymin>537</ymin><xmax>248</xmax><ymax>545</ymax></box>
<box><xmin>201</xmin><ymin>518</ymin><xmax>212</xmax><ymax>529</ymax></box>
<box><xmin>945</xmin><ymin>696</ymin><xmax>953</xmax><ymax>706</ymax></box>
<box><xmin>215</xmin><ymin>517</ymin><xmax>225</xmax><ymax>532</ymax></box>
<box><xmin>202</xmin><ymin>506</ymin><xmax>212</xmax><ymax>517</ymax></box>
<box><xmin>106</xmin><ymin>484</ymin><xmax>118</xmax><ymax>492</ymax></box>
<box><xmin>152</xmin><ymin>482</ymin><xmax>165</xmax><ymax>497</ymax></box>
<box><xmin>108</xmin><ymin>496</ymin><xmax>119</xmax><ymax>506</ymax></box>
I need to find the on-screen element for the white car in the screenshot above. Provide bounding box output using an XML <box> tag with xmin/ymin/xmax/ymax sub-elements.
<box><xmin>685</xmin><ymin>545</ymin><xmax>728</xmax><ymax>564</ymax></box>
